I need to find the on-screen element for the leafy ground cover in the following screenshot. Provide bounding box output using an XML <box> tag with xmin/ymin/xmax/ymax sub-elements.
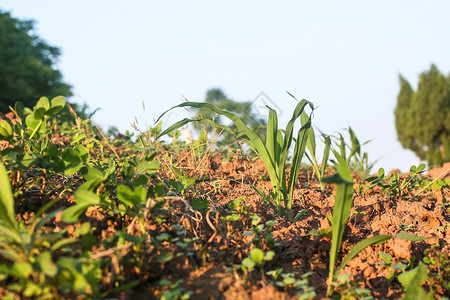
<box><xmin>0</xmin><ymin>97</ymin><xmax>449</xmax><ymax>299</ymax></box>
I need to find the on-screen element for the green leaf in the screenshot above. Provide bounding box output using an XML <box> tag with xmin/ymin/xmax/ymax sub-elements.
<box><xmin>326</xmin><ymin>150</ymin><xmax>354</xmax><ymax>296</ymax></box>
<box><xmin>264</xmin><ymin>250</ymin><xmax>275</xmax><ymax>261</ymax></box>
<box><xmin>137</xmin><ymin>160</ymin><xmax>160</xmax><ymax>174</ymax></box>
<box><xmin>12</xmin><ymin>262</ymin><xmax>33</xmax><ymax>278</ymax></box>
<box><xmin>283</xmin><ymin>277</ymin><xmax>296</xmax><ymax>285</ymax></box>
<box><xmin>250</xmin><ymin>248</ymin><xmax>264</xmax><ymax>264</ymax></box>
<box><xmin>50</xmin><ymin>237</ymin><xmax>77</xmax><ymax>251</ymax></box>
<box><xmin>132</xmin><ymin>174</ymin><xmax>149</xmax><ymax>186</ymax></box>
<box><xmin>61</xmin><ymin>190</ymin><xmax>100</xmax><ymax>223</ymax></box>
<box><xmin>71</xmin><ymin>134</ymin><xmax>86</xmax><ymax>144</ymax></box>
<box><xmin>266</xmin><ymin>108</ymin><xmax>279</xmax><ymax>170</ymax></box>
<box><xmin>156</xmin><ymin>252</ymin><xmax>174</xmax><ymax>263</ymax></box>
<box><xmin>0</xmin><ymin>163</ymin><xmax>18</xmax><ymax>230</ymax></box>
<box><xmin>0</xmin><ymin>120</ymin><xmax>13</xmax><ymax>140</ymax></box>
<box><xmin>47</xmin><ymin>145</ymin><xmax>59</xmax><ymax>158</ymax></box>
<box><xmin>75</xmin><ymin>145</ymin><xmax>90</xmax><ymax>163</ymax></box>
<box><xmin>288</xmin><ymin>114</ymin><xmax>312</xmax><ymax>204</ymax></box>
<box><xmin>242</xmin><ymin>257</ymin><xmax>256</xmax><ymax>270</ymax></box>
<box><xmin>394</xmin><ymin>232</ymin><xmax>430</xmax><ymax>242</ymax></box>
<box><xmin>35</xmin><ymin>97</ymin><xmax>50</xmax><ymax>111</ymax></box>
<box><xmin>25</xmin><ymin>112</ymin><xmax>44</xmax><ymax>132</ymax></box>
<box><xmin>335</xmin><ymin>235</ymin><xmax>393</xmax><ymax>277</ymax></box>
<box><xmin>62</xmin><ymin>148</ymin><xmax>82</xmax><ymax>175</ymax></box>
<box><xmin>398</xmin><ymin>263</ymin><xmax>428</xmax><ymax>300</ymax></box>
<box><xmin>82</xmin><ymin>166</ymin><xmax>104</xmax><ymax>181</ymax></box>
<box><xmin>378</xmin><ymin>252</ymin><xmax>392</xmax><ymax>263</ymax></box>
<box><xmin>37</xmin><ymin>251</ymin><xmax>58</xmax><ymax>277</ymax></box>
<box><xmin>46</xmin><ymin>96</ymin><xmax>66</xmax><ymax>115</ymax></box>
<box><xmin>117</xmin><ymin>185</ymin><xmax>136</xmax><ymax>207</ymax></box>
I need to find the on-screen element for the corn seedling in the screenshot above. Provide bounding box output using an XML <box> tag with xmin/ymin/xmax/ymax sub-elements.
<box><xmin>303</xmin><ymin>121</ymin><xmax>331</xmax><ymax>191</ymax></box>
<box><xmin>155</xmin><ymin>93</ymin><xmax>313</xmax><ymax>222</ymax></box>
<box><xmin>332</xmin><ymin>126</ymin><xmax>374</xmax><ymax>175</ymax></box>
<box><xmin>323</xmin><ymin>150</ymin><xmax>429</xmax><ymax>297</ymax></box>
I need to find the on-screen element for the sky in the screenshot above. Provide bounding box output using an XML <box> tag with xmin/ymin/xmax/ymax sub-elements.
<box><xmin>1</xmin><ymin>1</ymin><xmax>450</xmax><ymax>172</ymax></box>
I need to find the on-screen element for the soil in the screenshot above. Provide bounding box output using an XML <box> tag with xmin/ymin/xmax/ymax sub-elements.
<box><xmin>120</xmin><ymin>150</ymin><xmax>449</xmax><ymax>299</ymax></box>
<box><xmin>1</xmin><ymin>125</ymin><xmax>449</xmax><ymax>299</ymax></box>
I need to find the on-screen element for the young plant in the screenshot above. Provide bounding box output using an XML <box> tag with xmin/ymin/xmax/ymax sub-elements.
<box><xmin>398</xmin><ymin>263</ymin><xmax>430</xmax><ymax>299</ymax></box>
<box><xmin>304</xmin><ymin>124</ymin><xmax>331</xmax><ymax>191</ymax></box>
<box><xmin>377</xmin><ymin>252</ymin><xmax>412</xmax><ymax>281</ymax></box>
<box><xmin>155</xmin><ymin>94</ymin><xmax>314</xmax><ymax>222</ymax></box>
<box><xmin>159</xmin><ymin>279</ymin><xmax>193</xmax><ymax>300</ymax></box>
<box><xmin>333</xmin><ymin>127</ymin><xmax>374</xmax><ymax>175</ymax></box>
<box><xmin>366</xmin><ymin>163</ymin><xmax>426</xmax><ymax>198</ymax></box>
<box><xmin>243</xmin><ymin>214</ymin><xmax>279</xmax><ymax>248</ymax></box>
<box><xmin>0</xmin><ymin>163</ymin><xmax>102</xmax><ymax>298</ymax></box>
<box><xmin>240</xmin><ymin>248</ymin><xmax>275</xmax><ymax>281</ymax></box>
<box><xmin>323</xmin><ymin>151</ymin><xmax>429</xmax><ymax>297</ymax></box>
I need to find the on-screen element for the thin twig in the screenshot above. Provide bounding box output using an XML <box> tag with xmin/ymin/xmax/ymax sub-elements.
<box><xmin>92</xmin><ymin>120</ymin><xmax>120</xmax><ymax>159</ymax></box>
<box><xmin>88</xmin><ymin>244</ymin><xmax>131</xmax><ymax>260</ymax></box>
<box><xmin>412</xmin><ymin>168</ymin><xmax>450</xmax><ymax>199</ymax></box>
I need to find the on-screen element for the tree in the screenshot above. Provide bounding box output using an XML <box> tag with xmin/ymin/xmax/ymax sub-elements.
<box><xmin>0</xmin><ymin>10</ymin><xmax>72</xmax><ymax>112</ymax></box>
<box><xmin>192</xmin><ymin>88</ymin><xmax>267</xmax><ymax>147</ymax></box>
<box><xmin>395</xmin><ymin>64</ymin><xmax>450</xmax><ymax>166</ymax></box>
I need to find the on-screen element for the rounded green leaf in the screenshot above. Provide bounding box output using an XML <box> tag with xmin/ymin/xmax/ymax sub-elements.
<box><xmin>242</xmin><ymin>257</ymin><xmax>256</xmax><ymax>270</ymax></box>
<box><xmin>35</xmin><ymin>97</ymin><xmax>50</xmax><ymax>111</ymax></box>
<box><xmin>37</xmin><ymin>251</ymin><xmax>58</xmax><ymax>277</ymax></box>
<box><xmin>46</xmin><ymin>96</ymin><xmax>66</xmax><ymax>115</ymax></box>
<box><xmin>12</xmin><ymin>262</ymin><xmax>33</xmax><ymax>278</ymax></box>
<box><xmin>264</xmin><ymin>250</ymin><xmax>275</xmax><ymax>261</ymax></box>
<box><xmin>0</xmin><ymin>120</ymin><xmax>13</xmax><ymax>139</ymax></box>
<box><xmin>132</xmin><ymin>174</ymin><xmax>149</xmax><ymax>186</ymax></box>
<box><xmin>283</xmin><ymin>277</ymin><xmax>295</xmax><ymax>286</ymax></box>
<box><xmin>250</xmin><ymin>248</ymin><xmax>264</xmax><ymax>264</ymax></box>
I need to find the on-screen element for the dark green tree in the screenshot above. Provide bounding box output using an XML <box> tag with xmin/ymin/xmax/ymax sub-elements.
<box><xmin>0</xmin><ymin>10</ymin><xmax>72</xmax><ymax>112</ymax></box>
<box><xmin>193</xmin><ymin>88</ymin><xmax>267</xmax><ymax>147</ymax></box>
<box><xmin>395</xmin><ymin>64</ymin><xmax>450</xmax><ymax>166</ymax></box>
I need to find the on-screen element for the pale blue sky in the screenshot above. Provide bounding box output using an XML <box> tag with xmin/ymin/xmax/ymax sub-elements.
<box><xmin>2</xmin><ymin>1</ymin><xmax>450</xmax><ymax>171</ymax></box>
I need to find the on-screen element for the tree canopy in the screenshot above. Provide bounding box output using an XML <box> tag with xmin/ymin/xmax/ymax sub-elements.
<box><xmin>192</xmin><ymin>88</ymin><xmax>267</xmax><ymax>147</ymax></box>
<box><xmin>395</xmin><ymin>64</ymin><xmax>450</xmax><ymax>166</ymax></box>
<box><xmin>0</xmin><ymin>10</ymin><xmax>72</xmax><ymax>112</ymax></box>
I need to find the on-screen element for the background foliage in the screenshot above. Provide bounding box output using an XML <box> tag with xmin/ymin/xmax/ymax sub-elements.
<box><xmin>191</xmin><ymin>88</ymin><xmax>267</xmax><ymax>147</ymax></box>
<box><xmin>395</xmin><ymin>64</ymin><xmax>450</xmax><ymax>166</ymax></box>
<box><xmin>0</xmin><ymin>10</ymin><xmax>72</xmax><ymax>112</ymax></box>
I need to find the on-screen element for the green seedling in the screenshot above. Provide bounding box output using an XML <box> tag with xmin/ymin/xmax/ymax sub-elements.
<box><xmin>243</xmin><ymin>214</ymin><xmax>279</xmax><ymax>248</ymax></box>
<box><xmin>159</xmin><ymin>279</ymin><xmax>192</xmax><ymax>300</ymax></box>
<box><xmin>304</xmin><ymin>123</ymin><xmax>331</xmax><ymax>191</ymax></box>
<box><xmin>377</xmin><ymin>252</ymin><xmax>412</xmax><ymax>281</ymax></box>
<box><xmin>267</xmin><ymin>270</ymin><xmax>315</xmax><ymax>297</ymax></box>
<box><xmin>423</xmin><ymin>242</ymin><xmax>450</xmax><ymax>295</ymax></box>
<box><xmin>156</xmin><ymin>93</ymin><xmax>314</xmax><ymax>222</ymax></box>
<box><xmin>366</xmin><ymin>163</ymin><xmax>427</xmax><ymax>198</ymax></box>
<box><xmin>398</xmin><ymin>263</ymin><xmax>430</xmax><ymax>299</ymax></box>
<box><xmin>331</xmin><ymin>273</ymin><xmax>373</xmax><ymax>300</ymax></box>
<box><xmin>240</xmin><ymin>248</ymin><xmax>275</xmax><ymax>281</ymax></box>
<box><xmin>331</xmin><ymin>127</ymin><xmax>374</xmax><ymax>175</ymax></box>
<box><xmin>323</xmin><ymin>151</ymin><xmax>429</xmax><ymax>297</ymax></box>
<box><xmin>0</xmin><ymin>163</ymin><xmax>103</xmax><ymax>298</ymax></box>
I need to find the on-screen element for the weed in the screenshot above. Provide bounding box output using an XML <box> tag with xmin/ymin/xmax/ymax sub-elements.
<box><xmin>377</xmin><ymin>252</ymin><xmax>414</xmax><ymax>281</ymax></box>
<box><xmin>331</xmin><ymin>273</ymin><xmax>373</xmax><ymax>300</ymax></box>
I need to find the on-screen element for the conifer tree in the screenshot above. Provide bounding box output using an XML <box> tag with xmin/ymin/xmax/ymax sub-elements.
<box><xmin>395</xmin><ymin>65</ymin><xmax>450</xmax><ymax>166</ymax></box>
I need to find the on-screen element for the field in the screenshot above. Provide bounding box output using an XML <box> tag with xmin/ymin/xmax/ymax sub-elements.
<box><xmin>0</xmin><ymin>97</ymin><xmax>449</xmax><ymax>299</ymax></box>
